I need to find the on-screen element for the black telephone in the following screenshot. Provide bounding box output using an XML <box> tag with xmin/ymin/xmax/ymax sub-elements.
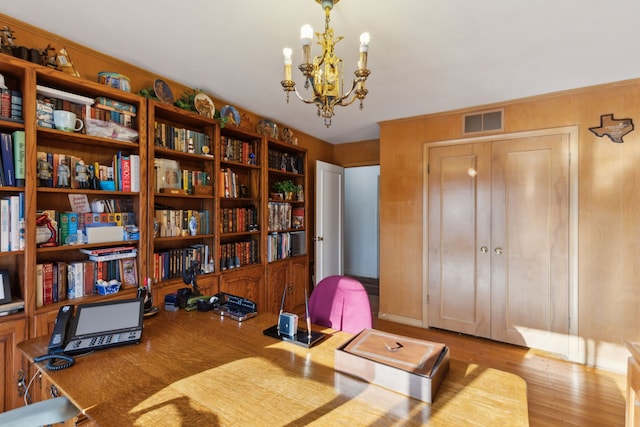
<box><xmin>34</xmin><ymin>304</ymin><xmax>76</xmax><ymax>370</ymax></box>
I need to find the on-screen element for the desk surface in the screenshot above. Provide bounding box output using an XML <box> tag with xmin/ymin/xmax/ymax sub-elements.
<box><xmin>19</xmin><ymin>310</ymin><xmax>528</xmax><ymax>426</ymax></box>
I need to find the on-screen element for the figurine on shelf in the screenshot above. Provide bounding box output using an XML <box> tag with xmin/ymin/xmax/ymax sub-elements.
<box><xmin>75</xmin><ymin>160</ymin><xmax>89</xmax><ymax>189</ymax></box>
<box><xmin>87</xmin><ymin>164</ymin><xmax>99</xmax><ymax>189</ymax></box>
<box><xmin>37</xmin><ymin>155</ymin><xmax>53</xmax><ymax>187</ymax></box>
<box><xmin>57</xmin><ymin>162</ymin><xmax>70</xmax><ymax>188</ymax></box>
<box><xmin>0</xmin><ymin>26</ymin><xmax>16</xmax><ymax>55</ymax></box>
<box><xmin>41</xmin><ymin>44</ymin><xmax>58</xmax><ymax>69</ymax></box>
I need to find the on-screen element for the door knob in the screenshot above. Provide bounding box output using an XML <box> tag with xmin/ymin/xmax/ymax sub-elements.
<box><xmin>494</xmin><ymin>247</ymin><xmax>503</xmax><ymax>254</ymax></box>
<box><xmin>480</xmin><ymin>246</ymin><xmax>488</xmax><ymax>253</ymax></box>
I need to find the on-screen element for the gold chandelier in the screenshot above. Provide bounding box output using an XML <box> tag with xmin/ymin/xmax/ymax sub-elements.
<box><xmin>281</xmin><ymin>0</ymin><xmax>370</xmax><ymax>127</ymax></box>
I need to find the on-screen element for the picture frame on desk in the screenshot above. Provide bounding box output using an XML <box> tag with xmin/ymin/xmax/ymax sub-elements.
<box><xmin>0</xmin><ymin>270</ymin><xmax>12</xmax><ymax>304</ymax></box>
<box><xmin>120</xmin><ymin>259</ymin><xmax>138</xmax><ymax>287</ymax></box>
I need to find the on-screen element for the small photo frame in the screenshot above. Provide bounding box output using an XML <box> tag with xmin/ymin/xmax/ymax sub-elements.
<box><xmin>0</xmin><ymin>270</ymin><xmax>12</xmax><ymax>304</ymax></box>
<box><xmin>120</xmin><ymin>259</ymin><xmax>138</xmax><ymax>287</ymax></box>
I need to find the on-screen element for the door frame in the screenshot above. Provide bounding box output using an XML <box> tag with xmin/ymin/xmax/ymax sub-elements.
<box><xmin>423</xmin><ymin>126</ymin><xmax>581</xmax><ymax>362</ymax></box>
<box><xmin>315</xmin><ymin>160</ymin><xmax>344</xmax><ymax>284</ymax></box>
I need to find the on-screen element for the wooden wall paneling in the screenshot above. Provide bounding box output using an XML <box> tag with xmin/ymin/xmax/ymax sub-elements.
<box><xmin>379</xmin><ymin>79</ymin><xmax>640</xmax><ymax>371</ymax></box>
<box><xmin>332</xmin><ymin>139</ymin><xmax>380</xmax><ymax>167</ymax></box>
<box><xmin>378</xmin><ymin>120</ymin><xmax>426</xmax><ymax>325</ymax></box>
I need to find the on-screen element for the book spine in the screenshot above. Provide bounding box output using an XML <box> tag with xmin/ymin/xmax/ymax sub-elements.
<box><xmin>36</xmin><ymin>263</ymin><xmax>44</xmax><ymax>307</ymax></box>
<box><xmin>88</xmin><ymin>251</ymin><xmax>137</xmax><ymax>262</ymax></box>
<box><xmin>18</xmin><ymin>192</ymin><xmax>25</xmax><ymax>250</ymax></box>
<box><xmin>12</xmin><ymin>131</ymin><xmax>25</xmax><ymax>186</ymax></box>
<box><xmin>0</xmin><ymin>133</ymin><xmax>15</xmax><ymax>186</ymax></box>
<box><xmin>83</xmin><ymin>261</ymin><xmax>95</xmax><ymax>296</ymax></box>
<box><xmin>78</xmin><ymin>245</ymin><xmax>136</xmax><ymax>255</ymax></box>
<box><xmin>67</xmin><ymin>262</ymin><xmax>84</xmax><ymax>300</ymax></box>
<box><xmin>121</xmin><ymin>154</ymin><xmax>131</xmax><ymax>192</ymax></box>
<box><xmin>9</xmin><ymin>195</ymin><xmax>19</xmax><ymax>251</ymax></box>
<box><xmin>42</xmin><ymin>262</ymin><xmax>54</xmax><ymax>305</ymax></box>
<box><xmin>0</xmin><ymin>198</ymin><xmax>9</xmax><ymax>251</ymax></box>
<box><xmin>57</xmin><ymin>261</ymin><xmax>68</xmax><ymax>302</ymax></box>
<box><xmin>59</xmin><ymin>212</ymin><xmax>71</xmax><ymax>245</ymax></box>
<box><xmin>0</xmin><ymin>89</ymin><xmax>10</xmax><ymax>119</ymax></box>
<box><xmin>130</xmin><ymin>154</ymin><xmax>140</xmax><ymax>192</ymax></box>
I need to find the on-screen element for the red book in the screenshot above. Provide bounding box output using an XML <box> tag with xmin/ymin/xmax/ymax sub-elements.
<box><xmin>121</xmin><ymin>155</ymin><xmax>131</xmax><ymax>192</ymax></box>
<box><xmin>42</xmin><ymin>262</ymin><xmax>54</xmax><ymax>305</ymax></box>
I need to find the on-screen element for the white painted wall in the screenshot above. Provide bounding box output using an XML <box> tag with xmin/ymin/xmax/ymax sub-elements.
<box><xmin>344</xmin><ymin>166</ymin><xmax>380</xmax><ymax>278</ymax></box>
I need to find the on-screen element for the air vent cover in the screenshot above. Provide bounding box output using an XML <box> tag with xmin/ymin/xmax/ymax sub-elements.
<box><xmin>463</xmin><ymin>109</ymin><xmax>503</xmax><ymax>133</ymax></box>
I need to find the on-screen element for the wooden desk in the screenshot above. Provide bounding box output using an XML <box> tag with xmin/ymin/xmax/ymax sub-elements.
<box><xmin>626</xmin><ymin>341</ymin><xmax>640</xmax><ymax>427</ymax></box>
<box><xmin>18</xmin><ymin>310</ymin><xmax>528</xmax><ymax>426</ymax></box>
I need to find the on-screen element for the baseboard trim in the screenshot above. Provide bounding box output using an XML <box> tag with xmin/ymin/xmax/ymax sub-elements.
<box><xmin>377</xmin><ymin>312</ymin><xmax>423</xmax><ymax>328</ymax></box>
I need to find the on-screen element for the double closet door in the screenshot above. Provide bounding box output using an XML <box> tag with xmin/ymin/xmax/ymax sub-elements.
<box><xmin>428</xmin><ymin>133</ymin><xmax>571</xmax><ymax>355</ymax></box>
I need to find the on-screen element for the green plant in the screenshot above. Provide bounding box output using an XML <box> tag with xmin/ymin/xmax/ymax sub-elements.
<box><xmin>173</xmin><ymin>88</ymin><xmax>200</xmax><ymax>112</ymax></box>
<box><xmin>272</xmin><ymin>180</ymin><xmax>297</xmax><ymax>194</ymax></box>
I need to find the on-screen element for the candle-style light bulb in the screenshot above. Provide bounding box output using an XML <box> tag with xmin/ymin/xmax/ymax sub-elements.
<box><xmin>300</xmin><ymin>24</ymin><xmax>313</xmax><ymax>65</ymax></box>
<box><xmin>283</xmin><ymin>47</ymin><xmax>293</xmax><ymax>81</ymax></box>
<box><xmin>300</xmin><ymin>25</ymin><xmax>314</xmax><ymax>44</ymax></box>
<box><xmin>358</xmin><ymin>32</ymin><xmax>370</xmax><ymax>70</ymax></box>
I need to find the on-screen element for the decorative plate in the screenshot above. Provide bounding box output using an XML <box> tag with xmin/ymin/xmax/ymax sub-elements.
<box><xmin>220</xmin><ymin>105</ymin><xmax>241</xmax><ymax>127</ymax></box>
<box><xmin>257</xmin><ymin>119</ymin><xmax>279</xmax><ymax>139</ymax></box>
<box><xmin>153</xmin><ymin>78</ymin><xmax>174</xmax><ymax>104</ymax></box>
<box><xmin>194</xmin><ymin>93</ymin><xmax>215</xmax><ymax>119</ymax></box>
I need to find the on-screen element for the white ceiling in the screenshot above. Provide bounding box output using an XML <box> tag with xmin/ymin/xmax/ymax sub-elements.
<box><xmin>4</xmin><ymin>1</ymin><xmax>640</xmax><ymax>144</ymax></box>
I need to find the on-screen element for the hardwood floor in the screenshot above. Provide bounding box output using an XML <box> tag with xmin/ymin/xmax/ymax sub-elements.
<box><xmin>370</xmin><ymin>318</ymin><xmax>626</xmax><ymax>426</ymax></box>
<box><xmin>351</xmin><ymin>276</ymin><xmax>626</xmax><ymax>425</ymax></box>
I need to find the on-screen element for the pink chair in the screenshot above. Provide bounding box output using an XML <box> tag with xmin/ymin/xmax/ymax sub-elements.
<box><xmin>308</xmin><ymin>275</ymin><xmax>372</xmax><ymax>334</ymax></box>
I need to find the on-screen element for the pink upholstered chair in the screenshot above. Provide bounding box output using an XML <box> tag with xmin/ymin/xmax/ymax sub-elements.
<box><xmin>308</xmin><ymin>275</ymin><xmax>372</xmax><ymax>334</ymax></box>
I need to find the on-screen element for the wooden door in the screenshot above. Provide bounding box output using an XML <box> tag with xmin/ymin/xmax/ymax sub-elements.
<box><xmin>315</xmin><ymin>160</ymin><xmax>344</xmax><ymax>284</ymax></box>
<box><xmin>490</xmin><ymin>134</ymin><xmax>570</xmax><ymax>354</ymax></box>
<box><xmin>428</xmin><ymin>142</ymin><xmax>492</xmax><ymax>337</ymax></box>
<box><xmin>428</xmin><ymin>133</ymin><xmax>570</xmax><ymax>355</ymax></box>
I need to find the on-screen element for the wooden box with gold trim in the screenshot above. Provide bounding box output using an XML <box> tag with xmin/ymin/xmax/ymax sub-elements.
<box><xmin>335</xmin><ymin>328</ymin><xmax>450</xmax><ymax>403</ymax></box>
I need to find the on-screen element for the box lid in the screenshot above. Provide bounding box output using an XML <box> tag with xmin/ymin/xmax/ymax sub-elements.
<box><xmin>342</xmin><ymin>328</ymin><xmax>447</xmax><ymax>377</ymax></box>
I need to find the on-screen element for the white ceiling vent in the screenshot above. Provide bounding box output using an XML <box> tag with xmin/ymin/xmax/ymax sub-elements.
<box><xmin>463</xmin><ymin>109</ymin><xmax>503</xmax><ymax>134</ymax></box>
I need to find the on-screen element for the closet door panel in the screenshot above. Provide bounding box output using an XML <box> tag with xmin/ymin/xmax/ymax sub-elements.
<box><xmin>490</xmin><ymin>134</ymin><xmax>570</xmax><ymax>354</ymax></box>
<box><xmin>428</xmin><ymin>142</ymin><xmax>492</xmax><ymax>337</ymax></box>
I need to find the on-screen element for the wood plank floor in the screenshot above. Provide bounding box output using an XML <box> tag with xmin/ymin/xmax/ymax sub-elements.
<box><xmin>371</xmin><ymin>317</ymin><xmax>627</xmax><ymax>426</ymax></box>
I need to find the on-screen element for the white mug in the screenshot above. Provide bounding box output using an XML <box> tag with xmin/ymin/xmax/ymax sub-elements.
<box><xmin>53</xmin><ymin>110</ymin><xmax>84</xmax><ymax>132</ymax></box>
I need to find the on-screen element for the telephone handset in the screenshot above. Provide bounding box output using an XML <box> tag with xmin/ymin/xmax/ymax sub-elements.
<box><xmin>34</xmin><ymin>304</ymin><xmax>75</xmax><ymax>370</ymax></box>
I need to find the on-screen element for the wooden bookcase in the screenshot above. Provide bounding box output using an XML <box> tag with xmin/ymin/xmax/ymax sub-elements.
<box><xmin>146</xmin><ymin>100</ymin><xmax>218</xmax><ymax>303</ymax></box>
<box><xmin>0</xmin><ymin>53</ymin><xmax>310</xmax><ymax>412</ymax></box>
<box><xmin>265</xmin><ymin>138</ymin><xmax>308</xmax><ymax>315</ymax></box>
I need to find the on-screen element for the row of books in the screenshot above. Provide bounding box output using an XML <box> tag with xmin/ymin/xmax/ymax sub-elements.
<box><xmin>0</xmin><ymin>89</ymin><xmax>22</xmax><ymax>122</ymax></box>
<box><xmin>36</xmin><ymin>94</ymin><xmax>137</xmax><ymax>131</ymax></box>
<box><xmin>267</xmin><ymin>202</ymin><xmax>292</xmax><ymax>231</ymax></box>
<box><xmin>220</xmin><ymin>135</ymin><xmax>257</xmax><ymax>165</ymax></box>
<box><xmin>36</xmin><ymin>256</ymin><xmax>135</xmax><ymax>307</ymax></box>
<box><xmin>220</xmin><ymin>206</ymin><xmax>259</xmax><ymax>234</ymax></box>
<box><xmin>219</xmin><ymin>239</ymin><xmax>259</xmax><ymax>271</ymax></box>
<box><xmin>154</xmin><ymin>209</ymin><xmax>210</xmax><ymax>237</ymax></box>
<box><xmin>0</xmin><ymin>131</ymin><xmax>25</xmax><ymax>187</ymax></box>
<box><xmin>36</xmin><ymin>151</ymin><xmax>140</xmax><ymax>192</ymax></box>
<box><xmin>268</xmin><ymin>148</ymin><xmax>304</xmax><ymax>174</ymax></box>
<box><xmin>0</xmin><ymin>194</ymin><xmax>25</xmax><ymax>252</ymax></box>
<box><xmin>151</xmin><ymin>244</ymin><xmax>210</xmax><ymax>283</ymax></box>
<box><xmin>267</xmin><ymin>231</ymin><xmax>306</xmax><ymax>262</ymax></box>
<box><xmin>219</xmin><ymin>168</ymin><xmax>246</xmax><ymax>198</ymax></box>
<box><xmin>154</xmin><ymin>122</ymin><xmax>210</xmax><ymax>155</ymax></box>
<box><xmin>267</xmin><ymin>203</ymin><xmax>304</xmax><ymax>231</ymax></box>
<box><xmin>36</xmin><ymin>209</ymin><xmax>137</xmax><ymax>247</ymax></box>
